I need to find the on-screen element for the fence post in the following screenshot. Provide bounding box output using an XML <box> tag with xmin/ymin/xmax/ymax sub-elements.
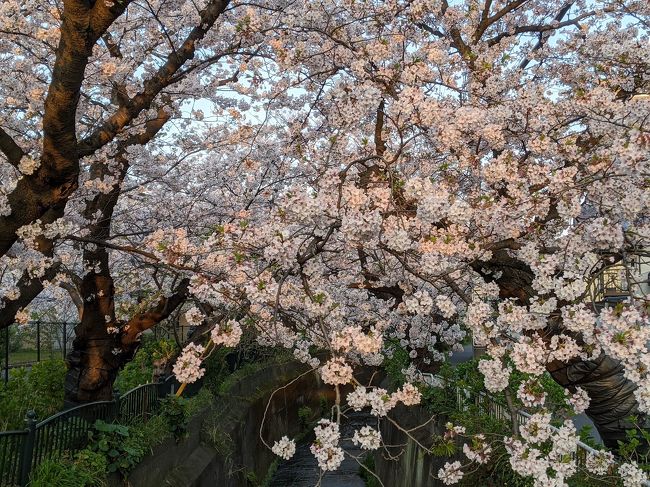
<box><xmin>156</xmin><ymin>375</ymin><xmax>167</xmax><ymax>399</ymax></box>
<box><xmin>36</xmin><ymin>322</ymin><xmax>41</xmax><ymax>363</ymax></box>
<box><xmin>19</xmin><ymin>410</ymin><xmax>38</xmax><ymax>487</ymax></box>
<box><xmin>4</xmin><ymin>326</ymin><xmax>9</xmax><ymax>384</ymax></box>
<box><xmin>113</xmin><ymin>388</ymin><xmax>121</xmax><ymax>420</ymax></box>
<box><xmin>62</xmin><ymin>322</ymin><xmax>67</xmax><ymax>359</ymax></box>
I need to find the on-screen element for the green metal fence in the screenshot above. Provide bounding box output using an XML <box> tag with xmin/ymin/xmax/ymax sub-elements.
<box><xmin>0</xmin><ymin>430</ymin><xmax>26</xmax><ymax>486</ymax></box>
<box><xmin>2</xmin><ymin>322</ymin><xmax>75</xmax><ymax>384</ymax></box>
<box><xmin>0</xmin><ymin>375</ymin><xmax>187</xmax><ymax>487</ymax></box>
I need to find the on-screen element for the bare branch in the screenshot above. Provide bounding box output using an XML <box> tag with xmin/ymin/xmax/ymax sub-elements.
<box><xmin>0</xmin><ymin>126</ymin><xmax>25</xmax><ymax>165</ymax></box>
<box><xmin>77</xmin><ymin>0</ymin><xmax>231</xmax><ymax>157</ymax></box>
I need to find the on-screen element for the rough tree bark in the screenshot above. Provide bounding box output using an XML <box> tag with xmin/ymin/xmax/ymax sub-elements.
<box><xmin>0</xmin><ymin>0</ymin><xmax>231</xmax><ymax>258</ymax></box>
<box><xmin>64</xmin><ymin>277</ymin><xmax>189</xmax><ymax>403</ymax></box>
<box><xmin>549</xmin><ymin>355</ymin><xmax>644</xmax><ymax>450</ymax></box>
<box><xmin>479</xmin><ymin>248</ymin><xmax>649</xmax><ymax>450</ymax></box>
<box><xmin>1</xmin><ymin>0</ymin><xmax>234</xmax><ymax>404</ymax></box>
<box><xmin>63</xmin><ymin>110</ymin><xmax>182</xmax><ymax>404</ymax></box>
<box><xmin>0</xmin><ymin>0</ymin><xmax>132</xmax><ymax>256</ymax></box>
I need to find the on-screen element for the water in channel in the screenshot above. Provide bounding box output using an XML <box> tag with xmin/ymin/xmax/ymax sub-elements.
<box><xmin>269</xmin><ymin>411</ymin><xmax>373</xmax><ymax>487</ymax></box>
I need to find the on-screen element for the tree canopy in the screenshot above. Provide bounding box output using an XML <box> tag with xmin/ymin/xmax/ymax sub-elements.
<box><xmin>1</xmin><ymin>0</ymin><xmax>649</xmax><ymax>485</ymax></box>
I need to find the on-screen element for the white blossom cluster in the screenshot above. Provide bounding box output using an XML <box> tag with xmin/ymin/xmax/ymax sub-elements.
<box><xmin>310</xmin><ymin>419</ymin><xmax>345</xmax><ymax>471</ymax></box>
<box><xmin>585</xmin><ymin>450</ymin><xmax>614</xmax><ymax>476</ymax></box>
<box><xmin>565</xmin><ymin>387</ymin><xmax>590</xmax><ymax>414</ymax></box>
<box><xmin>172</xmin><ymin>343</ymin><xmax>205</xmax><ymax>384</ymax></box>
<box><xmin>352</xmin><ymin>426</ymin><xmax>381</xmax><ymax>450</ymax></box>
<box><xmin>271</xmin><ymin>436</ymin><xmax>296</xmax><ymax>460</ymax></box>
<box><xmin>345</xmin><ymin>383</ymin><xmax>421</xmax><ymax>416</ymax></box>
<box><xmin>477</xmin><ymin>358</ymin><xmax>511</xmax><ymax>393</ymax></box>
<box><xmin>438</xmin><ymin>461</ymin><xmax>463</xmax><ymax>485</ymax></box>
<box><xmin>619</xmin><ymin>461</ymin><xmax>648</xmax><ymax>487</ymax></box>
<box><xmin>320</xmin><ymin>357</ymin><xmax>354</xmax><ymax>385</ymax></box>
<box><xmin>517</xmin><ymin>379</ymin><xmax>546</xmax><ymax>408</ymax></box>
<box><xmin>462</xmin><ymin>434</ymin><xmax>491</xmax><ymax>464</ymax></box>
<box><xmin>330</xmin><ymin>325</ymin><xmax>382</xmax><ymax>355</ymax></box>
<box><xmin>210</xmin><ymin>320</ymin><xmax>243</xmax><ymax>348</ymax></box>
<box><xmin>184</xmin><ymin>307</ymin><xmax>204</xmax><ymax>326</ymax></box>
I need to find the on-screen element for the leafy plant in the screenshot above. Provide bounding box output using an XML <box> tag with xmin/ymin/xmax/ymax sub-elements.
<box><xmin>359</xmin><ymin>453</ymin><xmax>381</xmax><ymax>487</ymax></box>
<box><xmin>29</xmin><ymin>449</ymin><xmax>107</xmax><ymax>487</ymax></box>
<box><xmin>30</xmin><ymin>458</ymin><xmax>85</xmax><ymax>487</ymax></box>
<box><xmin>160</xmin><ymin>395</ymin><xmax>189</xmax><ymax>442</ymax></box>
<box><xmin>87</xmin><ymin>420</ymin><xmax>145</xmax><ymax>476</ymax></box>
<box><xmin>129</xmin><ymin>414</ymin><xmax>171</xmax><ymax>452</ymax></box>
<box><xmin>0</xmin><ymin>359</ymin><xmax>66</xmax><ymax>429</ymax></box>
<box><xmin>72</xmin><ymin>449</ymin><xmax>108</xmax><ymax>485</ymax></box>
<box><xmin>298</xmin><ymin>406</ymin><xmax>313</xmax><ymax>429</ymax></box>
<box><xmin>617</xmin><ymin>419</ymin><xmax>650</xmax><ymax>465</ymax></box>
<box><xmin>201</xmin><ymin>345</ymin><xmax>232</xmax><ymax>395</ymax></box>
<box><xmin>114</xmin><ymin>337</ymin><xmax>177</xmax><ymax>392</ymax></box>
<box><xmin>0</xmin><ymin>326</ymin><xmax>21</xmax><ymax>353</ymax></box>
<box><xmin>383</xmin><ymin>340</ymin><xmax>411</xmax><ymax>387</ymax></box>
<box><xmin>185</xmin><ymin>387</ymin><xmax>214</xmax><ymax>416</ymax></box>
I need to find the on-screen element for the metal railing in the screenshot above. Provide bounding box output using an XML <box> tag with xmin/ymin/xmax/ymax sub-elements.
<box><xmin>0</xmin><ymin>375</ymin><xmax>189</xmax><ymax>486</ymax></box>
<box><xmin>453</xmin><ymin>386</ymin><xmax>599</xmax><ymax>467</ymax></box>
<box><xmin>1</xmin><ymin>322</ymin><xmax>198</xmax><ymax>384</ymax></box>
<box><xmin>0</xmin><ymin>430</ymin><xmax>26</xmax><ymax>487</ymax></box>
<box><xmin>120</xmin><ymin>382</ymin><xmax>162</xmax><ymax>423</ymax></box>
<box><xmin>447</xmin><ymin>379</ymin><xmax>650</xmax><ymax>486</ymax></box>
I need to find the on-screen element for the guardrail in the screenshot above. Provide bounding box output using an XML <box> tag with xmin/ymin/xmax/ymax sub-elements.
<box><xmin>453</xmin><ymin>386</ymin><xmax>600</xmax><ymax>467</ymax></box>
<box><xmin>0</xmin><ymin>375</ymin><xmax>190</xmax><ymax>487</ymax></box>
<box><xmin>424</xmin><ymin>373</ymin><xmax>650</xmax><ymax>486</ymax></box>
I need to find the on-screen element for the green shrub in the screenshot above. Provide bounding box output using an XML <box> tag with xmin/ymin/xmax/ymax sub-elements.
<box><xmin>359</xmin><ymin>454</ymin><xmax>381</xmax><ymax>487</ymax></box>
<box><xmin>0</xmin><ymin>359</ymin><xmax>66</xmax><ymax>429</ymax></box>
<box><xmin>72</xmin><ymin>449</ymin><xmax>108</xmax><ymax>485</ymax></box>
<box><xmin>298</xmin><ymin>406</ymin><xmax>313</xmax><ymax>429</ymax></box>
<box><xmin>201</xmin><ymin>346</ymin><xmax>231</xmax><ymax>395</ymax></box>
<box><xmin>0</xmin><ymin>326</ymin><xmax>21</xmax><ymax>353</ymax></box>
<box><xmin>383</xmin><ymin>339</ymin><xmax>411</xmax><ymax>387</ymax></box>
<box><xmin>160</xmin><ymin>395</ymin><xmax>189</xmax><ymax>442</ymax></box>
<box><xmin>114</xmin><ymin>337</ymin><xmax>177</xmax><ymax>392</ymax></box>
<box><xmin>185</xmin><ymin>387</ymin><xmax>213</xmax><ymax>416</ymax></box>
<box><xmin>128</xmin><ymin>414</ymin><xmax>170</xmax><ymax>454</ymax></box>
<box><xmin>30</xmin><ymin>458</ymin><xmax>84</xmax><ymax>487</ymax></box>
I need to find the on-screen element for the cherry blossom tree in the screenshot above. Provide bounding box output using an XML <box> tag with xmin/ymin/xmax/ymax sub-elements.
<box><xmin>0</xmin><ymin>0</ymin><xmax>288</xmax><ymax>401</ymax></box>
<box><xmin>1</xmin><ymin>0</ymin><xmax>650</xmax><ymax>484</ymax></box>
<box><xmin>161</xmin><ymin>0</ymin><xmax>648</xmax><ymax>484</ymax></box>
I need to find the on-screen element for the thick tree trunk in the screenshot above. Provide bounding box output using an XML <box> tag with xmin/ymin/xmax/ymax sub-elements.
<box><xmin>64</xmin><ymin>237</ymin><xmax>125</xmax><ymax>405</ymax></box>
<box><xmin>64</xmin><ymin>326</ymin><xmax>132</xmax><ymax>404</ymax></box>
<box><xmin>61</xmin><ymin>107</ymin><xmax>186</xmax><ymax>405</ymax></box>
<box><xmin>477</xmin><ymin>249</ymin><xmax>649</xmax><ymax>450</ymax></box>
<box><xmin>549</xmin><ymin>354</ymin><xmax>648</xmax><ymax>450</ymax></box>
<box><xmin>63</xmin><ymin>283</ymin><xmax>189</xmax><ymax>404</ymax></box>
<box><xmin>0</xmin><ymin>0</ymin><xmax>131</xmax><ymax>257</ymax></box>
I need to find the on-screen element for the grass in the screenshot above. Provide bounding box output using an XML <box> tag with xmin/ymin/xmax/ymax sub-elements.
<box><xmin>185</xmin><ymin>388</ymin><xmax>214</xmax><ymax>416</ymax></box>
<box><xmin>5</xmin><ymin>349</ymin><xmax>63</xmax><ymax>365</ymax></box>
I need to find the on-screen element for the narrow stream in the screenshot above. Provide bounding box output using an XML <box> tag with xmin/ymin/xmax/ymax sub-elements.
<box><xmin>269</xmin><ymin>411</ymin><xmax>373</xmax><ymax>487</ymax></box>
